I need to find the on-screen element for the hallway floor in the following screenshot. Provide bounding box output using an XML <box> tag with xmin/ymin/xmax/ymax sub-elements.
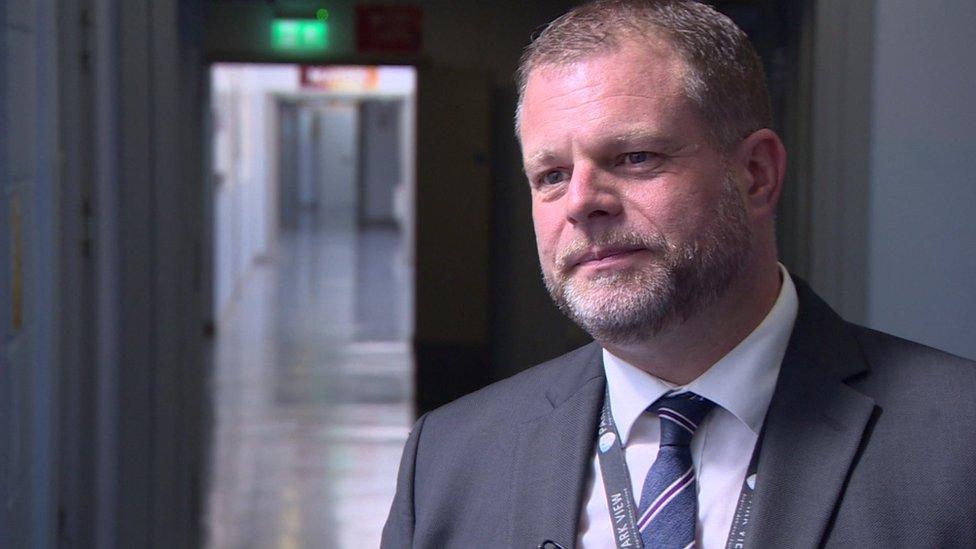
<box><xmin>206</xmin><ymin>224</ymin><xmax>413</xmax><ymax>549</ymax></box>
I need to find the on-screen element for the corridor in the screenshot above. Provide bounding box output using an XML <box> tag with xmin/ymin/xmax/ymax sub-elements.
<box><xmin>205</xmin><ymin>223</ymin><xmax>413</xmax><ymax>548</ymax></box>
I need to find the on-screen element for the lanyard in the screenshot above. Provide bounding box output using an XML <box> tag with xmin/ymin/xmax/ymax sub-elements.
<box><xmin>596</xmin><ymin>388</ymin><xmax>761</xmax><ymax>549</ymax></box>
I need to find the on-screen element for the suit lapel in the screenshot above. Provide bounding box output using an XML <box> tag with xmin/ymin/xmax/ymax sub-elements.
<box><xmin>511</xmin><ymin>344</ymin><xmax>605</xmax><ymax>549</ymax></box>
<box><xmin>748</xmin><ymin>281</ymin><xmax>877</xmax><ymax>548</ymax></box>
<box><xmin>505</xmin><ymin>281</ymin><xmax>876</xmax><ymax>547</ymax></box>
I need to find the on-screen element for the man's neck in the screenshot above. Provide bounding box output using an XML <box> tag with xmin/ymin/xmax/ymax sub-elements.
<box><xmin>601</xmin><ymin>262</ymin><xmax>783</xmax><ymax>385</ymax></box>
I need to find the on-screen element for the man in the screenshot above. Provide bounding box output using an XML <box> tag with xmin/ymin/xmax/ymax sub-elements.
<box><xmin>383</xmin><ymin>1</ymin><xmax>976</xmax><ymax>547</ymax></box>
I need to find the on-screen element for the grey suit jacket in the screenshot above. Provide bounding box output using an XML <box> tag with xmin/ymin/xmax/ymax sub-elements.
<box><xmin>382</xmin><ymin>281</ymin><xmax>976</xmax><ymax>548</ymax></box>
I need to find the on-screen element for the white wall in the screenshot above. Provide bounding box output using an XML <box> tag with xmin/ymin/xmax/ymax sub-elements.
<box><xmin>867</xmin><ymin>1</ymin><xmax>976</xmax><ymax>359</ymax></box>
<box><xmin>212</xmin><ymin>64</ymin><xmax>299</xmax><ymax>317</ymax></box>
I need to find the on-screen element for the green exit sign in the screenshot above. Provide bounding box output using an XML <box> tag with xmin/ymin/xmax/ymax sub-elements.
<box><xmin>271</xmin><ymin>19</ymin><xmax>329</xmax><ymax>52</ymax></box>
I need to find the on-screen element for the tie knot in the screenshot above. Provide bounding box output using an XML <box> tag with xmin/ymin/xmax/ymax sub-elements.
<box><xmin>649</xmin><ymin>391</ymin><xmax>715</xmax><ymax>446</ymax></box>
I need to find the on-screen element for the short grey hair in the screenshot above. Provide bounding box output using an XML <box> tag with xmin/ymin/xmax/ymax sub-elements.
<box><xmin>515</xmin><ymin>0</ymin><xmax>772</xmax><ymax>151</ymax></box>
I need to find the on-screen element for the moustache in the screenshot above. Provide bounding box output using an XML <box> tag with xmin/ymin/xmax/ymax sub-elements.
<box><xmin>554</xmin><ymin>230</ymin><xmax>668</xmax><ymax>272</ymax></box>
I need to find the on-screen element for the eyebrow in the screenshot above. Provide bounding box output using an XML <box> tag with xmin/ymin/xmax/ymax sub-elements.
<box><xmin>523</xmin><ymin>150</ymin><xmax>560</xmax><ymax>173</ymax></box>
<box><xmin>522</xmin><ymin>131</ymin><xmax>681</xmax><ymax>173</ymax></box>
<box><xmin>605</xmin><ymin>129</ymin><xmax>679</xmax><ymax>150</ymax></box>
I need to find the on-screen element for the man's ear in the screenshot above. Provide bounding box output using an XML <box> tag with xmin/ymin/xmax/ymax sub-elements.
<box><xmin>732</xmin><ymin>128</ymin><xmax>787</xmax><ymax>221</ymax></box>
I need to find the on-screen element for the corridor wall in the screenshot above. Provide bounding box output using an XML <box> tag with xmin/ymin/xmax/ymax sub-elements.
<box><xmin>211</xmin><ymin>64</ymin><xmax>299</xmax><ymax>318</ymax></box>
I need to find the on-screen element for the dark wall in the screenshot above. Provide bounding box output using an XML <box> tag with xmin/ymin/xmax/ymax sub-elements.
<box><xmin>710</xmin><ymin>0</ymin><xmax>813</xmax><ymax>276</ymax></box>
<box><xmin>413</xmin><ymin>0</ymin><xmax>596</xmax><ymax>407</ymax></box>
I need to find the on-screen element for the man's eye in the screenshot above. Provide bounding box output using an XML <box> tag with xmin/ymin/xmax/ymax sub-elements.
<box><xmin>625</xmin><ymin>151</ymin><xmax>651</xmax><ymax>164</ymax></box>
<box><xmin>541</xmin><ymin>170</ymin><xmax>568</xmax><ymax>185</ymax></box>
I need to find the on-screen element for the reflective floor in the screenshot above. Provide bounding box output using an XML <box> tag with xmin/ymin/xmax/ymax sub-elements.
<box><xmin>206</xmin><ymin>222</ymin><xmax>413</xmax><ymax>549</ymax></box>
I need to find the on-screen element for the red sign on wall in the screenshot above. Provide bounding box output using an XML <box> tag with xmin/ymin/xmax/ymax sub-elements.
<box><xmin>356</xmin><ymin>6</ymin><xmax>423</xmax><ymax>54</ymax></box>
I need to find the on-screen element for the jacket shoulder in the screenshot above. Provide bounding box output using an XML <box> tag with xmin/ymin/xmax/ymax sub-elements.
<box><xmin>399</xmin><ymin>342</ymin><xmax>603</xmax><ymax>546</ymax></box>
<box><xmin>424</xmin><ymin>342</ymin><xmax>601</xmax><ymax>426</ymax></box>
<box><xmin>849</xmin><ymin>323</ymin><xmax>976</xmax><ymax>384</ymax></box>
<box><xmin>845</xmin><ymin>322</ymin><xmax>976</xmax><ymax>440</ymax></box>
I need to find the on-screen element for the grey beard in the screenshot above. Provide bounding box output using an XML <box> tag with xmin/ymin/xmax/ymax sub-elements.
<box><xmin>542</xmin><ymin>178</ymin><xmax>752</xmax><ymax>344</ymax></box>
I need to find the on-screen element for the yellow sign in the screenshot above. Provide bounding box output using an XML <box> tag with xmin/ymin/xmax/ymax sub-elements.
<box><xmin>10</xmin><ymin>194</ymin><xmax>23</xmax><ymax>330</ymax></box>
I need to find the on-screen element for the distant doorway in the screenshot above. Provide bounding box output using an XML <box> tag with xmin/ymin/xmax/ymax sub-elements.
<box><xmin>206</xmin><ymin>63</ymin><xmax>416</xmax><ymax>548</ymax></box>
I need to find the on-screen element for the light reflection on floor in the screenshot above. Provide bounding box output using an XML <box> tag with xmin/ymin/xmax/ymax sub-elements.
<box><xmin>206</xmin><ymin>224</ymin><xmax>413</xmax><ymax>549</ymax></box>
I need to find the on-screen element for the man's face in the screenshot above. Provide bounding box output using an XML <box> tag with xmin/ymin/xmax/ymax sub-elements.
<box><xmin>519</xmin><ymin>41</ymin><xmax>753</xmax><ymax>343</ymax></box>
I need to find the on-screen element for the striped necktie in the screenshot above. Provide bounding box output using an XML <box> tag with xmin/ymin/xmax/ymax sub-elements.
<box><xmin>637</xmin><ymin>391</ymin><xmax>716</xmax><ymax>549</ymax></box>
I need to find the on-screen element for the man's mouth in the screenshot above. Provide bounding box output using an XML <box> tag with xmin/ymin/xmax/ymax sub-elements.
<box><xmin>568</xmin><ymin>246</ymin><xmax>648</xmax><ymax>269</ymax></box>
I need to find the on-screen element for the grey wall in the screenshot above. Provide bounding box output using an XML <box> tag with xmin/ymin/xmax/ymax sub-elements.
<box><xmin>0</xmin><ymin>0</ymin><xmax>61</xmax><ymax>546</ymax></box>
<box><xmin>866</xmin><ymin>1</ymin><xmax>976</xmax><ymax>360</ymax></box>
<box><xmin>50</xmin><ymin>0</ymin><xmax>211</xmax><ymax>546</ymax></box>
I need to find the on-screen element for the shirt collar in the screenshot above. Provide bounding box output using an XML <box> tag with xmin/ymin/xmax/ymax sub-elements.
<box><xmin>603</xmin><ymin>264</ymin><xmax>799</xmax><ymax>445</ymax></box>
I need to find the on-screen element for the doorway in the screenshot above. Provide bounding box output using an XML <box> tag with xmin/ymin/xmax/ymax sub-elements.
<box><xmin>205</xmin><ymin>63</ymin><xmax>416</xmax><ymax>548</ymax></box>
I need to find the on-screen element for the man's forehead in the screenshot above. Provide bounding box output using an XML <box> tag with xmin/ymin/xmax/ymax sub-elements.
<box><xmin>521</xmin><ymin>71</ymin><xmax>690</xmax><ymax>152</ymax></box>
<box><xmin>521</xmin><ymin>45</ymin><xmax>688</xmax><ymax>120</ymax></box>
<box><xmin>524</xmin><ymin>33</ymin><xmax>684</xmax><ymax>87</ymax></box>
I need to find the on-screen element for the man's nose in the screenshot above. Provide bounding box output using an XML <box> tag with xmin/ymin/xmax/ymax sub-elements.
<box><xmin>564</xmin><ymin>165</ymin><xmax>622</xmax><ymax>225</ymax></box>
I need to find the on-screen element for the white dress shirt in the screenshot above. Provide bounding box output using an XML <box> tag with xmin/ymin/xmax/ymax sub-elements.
<box><xmin>578</xmin><ymin>265</ymin><xmax>798</xmax><ymax>548</ymax></box>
